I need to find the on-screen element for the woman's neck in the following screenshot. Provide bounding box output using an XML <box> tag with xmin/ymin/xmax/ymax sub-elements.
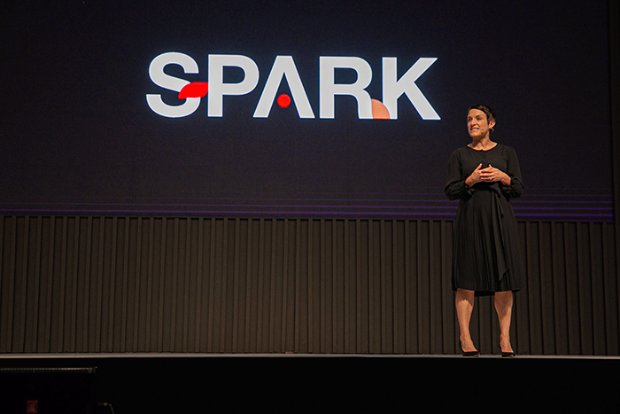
<box><xmin>469</xmin><ymin>137</ymin><xmax>494</xmax><ymax>150</ymax></box>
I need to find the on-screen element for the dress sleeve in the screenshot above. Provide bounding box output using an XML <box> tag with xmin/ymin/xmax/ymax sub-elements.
<box><xmin>444</xmin><ymin>150</ymin><xmax>473</xmax><ymax>200</ymax></box>
<box><xmin>501</xmin><ymin>146</ymin><xmax>524</xmax><ymax>198</ymax></box>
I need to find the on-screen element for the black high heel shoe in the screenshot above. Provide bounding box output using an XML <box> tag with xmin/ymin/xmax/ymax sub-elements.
<box><xmin>460</xmin><ymin>341</ymin><xmax>480</xmax><ymax>357</ymax></box>
<box><xmin>499</xmin><ymin>345</ymin><xmax>516</xmax><ymax>357</ymax></box>
<box><xmin>462</xmin><ymin>350</ymin><xmax>480</xmax><ymax>357</ymax></box>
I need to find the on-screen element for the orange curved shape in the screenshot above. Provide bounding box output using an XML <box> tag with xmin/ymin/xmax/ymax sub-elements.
<box><xmin>371</xmin><ymin>99</ymin><xmax>391</xmax><ymax>120</ymax></box>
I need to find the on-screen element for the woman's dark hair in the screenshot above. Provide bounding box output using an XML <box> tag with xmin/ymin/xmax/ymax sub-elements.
<box><xmin>467</xmin><ymin>104</ymin><xmax>496</xmax><ymax>122</ymax></box>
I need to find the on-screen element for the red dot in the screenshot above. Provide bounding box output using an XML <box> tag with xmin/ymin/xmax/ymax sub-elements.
<box><xmin>277</xmin><ymin>94</ymin><xmax>291</xmax><ymax>108</ymax></box>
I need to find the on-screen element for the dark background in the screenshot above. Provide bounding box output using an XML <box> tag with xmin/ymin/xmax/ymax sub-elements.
<box><xmin>1</xmin><ymin>0</ymin><xmax>612</xmax><ymax>220</ymax></box>
<box><xmin>1</xmin><ymin>357</ymin><xmax>619</xmax><ymax>412</ymax></box>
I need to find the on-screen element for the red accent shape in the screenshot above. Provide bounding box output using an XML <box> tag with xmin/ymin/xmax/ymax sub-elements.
<box><xmin>277</xmin><ymin>94</ymin><xmax>291</xmax><ymax>108</ymax></box>
<box><xmin>178</xmin><ymin>82</ymin><xmax>209</xmax><ymax>99</ymax></box>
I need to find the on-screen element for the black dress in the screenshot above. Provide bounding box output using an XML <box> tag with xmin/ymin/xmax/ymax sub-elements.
<box><xmin>445</xmin><ymin>143</ymin><xmax>525</xmax><ymax>295</ymax></box>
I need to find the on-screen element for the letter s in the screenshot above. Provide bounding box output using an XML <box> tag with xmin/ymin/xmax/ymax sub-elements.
<box><xmin>146</xmin><ymin>52</ymin><xmax>200</xmax><ymax>118</ymax></box>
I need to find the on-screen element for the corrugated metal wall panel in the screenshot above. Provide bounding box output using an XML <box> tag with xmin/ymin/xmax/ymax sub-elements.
<box><xmin>0</xmin><ymin>216</ymin><xmax>618</xmax><ymax>355</ymax></box>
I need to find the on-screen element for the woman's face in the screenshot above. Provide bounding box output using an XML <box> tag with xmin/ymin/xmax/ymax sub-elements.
<box><xmin>467</xmin><ymin>109</ymin><xmax>495</xmax><ymax>139</ymax></box>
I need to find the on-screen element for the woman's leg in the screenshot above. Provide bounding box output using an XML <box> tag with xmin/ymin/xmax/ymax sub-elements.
<box><xmin>455</xmin><ymin>288</ymin><xmax>477</xmax><ymax>352</ymax></box>
<box><xmin>494</xmin><ymin>291</ymin><xmax>514</xmax><ymax>353</ymax></box>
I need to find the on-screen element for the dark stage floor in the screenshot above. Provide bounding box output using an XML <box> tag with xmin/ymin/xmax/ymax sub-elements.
<box><xmin>1</xmin><ymin>353</ymin><xmax>619</xmax><ymax>413</ymax></box>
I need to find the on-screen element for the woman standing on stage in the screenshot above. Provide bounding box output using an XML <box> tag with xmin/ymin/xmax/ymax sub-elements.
<box><xmin>445</xmin><ymin>104</ymin><xmax>525</xmax><ymax>357</ymax></box>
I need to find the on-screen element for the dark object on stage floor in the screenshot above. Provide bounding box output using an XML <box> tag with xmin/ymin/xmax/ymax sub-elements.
<box><xmin>0</xmin><ymin>367</ymin><xmax>97</xmax><ymax>414</ymax></box>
